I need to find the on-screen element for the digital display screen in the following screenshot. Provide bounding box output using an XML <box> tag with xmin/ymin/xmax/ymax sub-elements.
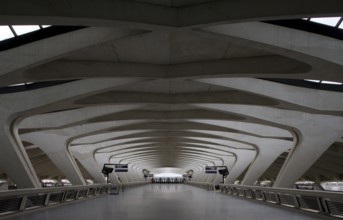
<box><xmin>102</xmin><ymin>164</ymin><xmax>128</xmax><ymax>173</ymax></box>
<box><xmin>205</xmin><ymin>166</ymin><xmax>217</xmax><ymax>174</ymax></box>
<box><xmin>115</xmin><ymin>164</ymin><xmax>128</xmax><ymax>172</ymax></box>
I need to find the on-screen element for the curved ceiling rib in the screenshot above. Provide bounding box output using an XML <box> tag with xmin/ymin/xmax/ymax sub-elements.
<box><xmin>0</xmin><ymin>1</ymin><xmax>340</xmax><ymax>188</ymax></box>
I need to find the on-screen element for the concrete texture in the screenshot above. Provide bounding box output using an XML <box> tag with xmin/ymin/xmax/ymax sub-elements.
<box><xmin>0</xmin><ymin>0</ymin><xmax>342</xmax><ymax>194</ymax></box>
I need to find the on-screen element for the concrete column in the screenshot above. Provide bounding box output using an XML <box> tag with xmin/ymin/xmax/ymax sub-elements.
<box><xmin>273</xmin><ymin>131</ymin><xmax>342</xmax><ymax>188</ymax></box>
<box><xmin>224</xmin><ymin>151</ymin><xmax>255</xmax><ymax>184</ymax></box>
<box><xmin>241</xmin><ymin>139</ymin><xmax>291</xmax><ymax>185</ymax></box>
<box><xmin>0</xmin><ymin>128</ymin><xmax>41</xmax><ymax>188</ymax></box>
<box><xmin>0</xmin><ymin>79</ymin><xmax>131</xmax><ymax>188</ymax></box>
<box><xmin>21</xmin><ymin>122</ymin><xmax>144</xmax><ymax>185</ymax></box>
<box><xmin>72</xmin><ymin>152</ymin><xmax>106</xmax><ymax>184</ymax></box>
<box><xmin>196</xmin><ymin>104</ymin><xmax>343</xmax><ymax>188</ymax></box>
<box><xmin>21</xmin><ymin>134</ymin><xmax>87</xmax><ymax>185</ymax></box>
<box><xmin>195</xmin><ymin>78</ymin><xmax>343</xmax><ymax>187</ymax></box>
<box><xmin>191</xmin><ymin>130</ymin><xmax>292</xmax><ymax>185</ymax></box>
<box><xmin>187</xmin><ymin>138</ymin><xmax>256</xmax><ymax>184</ymax></box>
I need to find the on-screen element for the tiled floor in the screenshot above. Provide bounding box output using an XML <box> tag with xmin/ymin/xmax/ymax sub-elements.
<box><xmin>6</xmin><ymin>184</ymin><xmax>322</xmax><ymax>220</ymax></box>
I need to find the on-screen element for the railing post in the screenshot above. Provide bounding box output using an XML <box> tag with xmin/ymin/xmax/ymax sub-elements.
<box><xmin>293</xmin><ymin>195</ymin><xmax>300</xmax><ymax>209</ymax></box>
<box><xmin>240</xmin><ymin>188</ymin><xmax>246</xmax><ymax>197</ymax></box>
<box><xmin>61</xmin><ymin>190</ymin><xmax>68</xmax><ymax>202</ymax></box>
<box><xmin>75</xmin><ymin>190</ymin><xmax>80</xmax><ymax>200</ymax></box>
<box><xmin>275</xmin><ymin>193</ymin><xmax>281</xmax><ymax>205</ymax></box>
<box><xmin>44</xmin><ymin>193</ymin><xmax>51</xmax><ymax>206</ymax></box>
<box><xmin>251</xmin><ymin>189</ymin><xmax>256</xmax><ymax>199</ymax></box>
<box><xmin>317</xmin><ymin>197</ymin><xmax>329</xmax><ymax>216</ymax></box>
<box><xmin>19</xmin><ymin>196</ymin><xmax>27</xmax><ymax>211</ymax></box>
<box><xmin>261</xmin><ymin>191</ymin><xmax>266</xmax><ymax>202</ymax></box>
<box><xmin>85</xmin><ymin>188</ymin><xmax>90</xmax><ymax>198</ymax></box>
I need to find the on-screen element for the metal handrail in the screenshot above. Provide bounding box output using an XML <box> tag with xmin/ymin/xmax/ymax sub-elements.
<box><xmin>219</xmin><ymin>184</ymin><xmax>343</xmax><ymax>219</ymax></box>
<box><xmin>0</xmin><ymin>184</ymin><xmax>110</xmax><ymax>218</ymax></box>
<box><xmin>121</xmin><ymin>181</ymin><xmax>148</xmax><ymax>191</ymax></box>
<box><xmin>220</xmin><ymin>184</ymin><xmax>343</xmax><ymax>201</ymax></box>
<box><xmin>0</xmin><ymin>184</ymin><xmax>108</xmax><ymax>197</ymax></box>
<box><xmin>185</xmin><ymin>181</ymin><xmax>216</xmax><ymax>191</ymax></box>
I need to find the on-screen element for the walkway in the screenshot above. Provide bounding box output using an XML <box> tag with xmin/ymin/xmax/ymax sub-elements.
<box><xmin>6</xmin><ymin>184</ymin><xmax>322</xmax><ymax>220</ymax></box>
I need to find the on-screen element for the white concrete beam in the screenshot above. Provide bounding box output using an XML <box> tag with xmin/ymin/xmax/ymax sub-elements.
<box><xmin>0</xmin><ymin>27</ymin><xmax>146</xmax><ymax>77</ymax></box>
<box><xmin>202</xmin><ymin>22</ymin><xmax>343</xmax><ymax>66</ymax></box>
<box><xmin>197</xmin><ymin>78</ymin><xmax>343</xmax><ymax>111</ymax></box>
<box><xmin>191</xmin><ymin>130</ymin><xmax>292</xmax><ymax>185</ymax></box>
<box><xmin>195</xmin><ymin>104</ymin><xmax>343</xmax><ymax>187</ymax></box>
<box><xmin>0</xmin><ymin>78</ymin><xmax>137</xmax><ymax>188</ymax></box>
<box><xmin>22</xmin><ymin>55</ymin><xmax>310</xmax><ymax>81</ymax></box>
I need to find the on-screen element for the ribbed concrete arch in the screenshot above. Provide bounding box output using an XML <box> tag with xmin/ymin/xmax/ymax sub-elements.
<box><xmin>23</xmin><ymin>55</ymin><xmax>311</xmax><ymax>81</ymax></box>
<box><xmin>0</xmin><ymin>78</ymin><xmax>139</xmax><ymax>188</ymax></box>
<box><xmin>202</xmin><ymin>22</ymin><xmax>343</xmax><ymax>67</ymax></box>
<box><xmin>119</xmin><ymin>153</ymin><xmax>223</xmax><ymax>166</ymax></box>
<box><xmin>100</xmin><ymin>142</ymin><xmax>232</xmax><ymax>164</ymax></box>
<box><xmin>191</xmin><ymin>130</ymin><xmax>293</xmax><ymax>185</ymax></box>
<box><xmin>0</xmin><ymin>0</ymin><xmax>342</xmax><ymax>189</ymax></box>
<box><xmin>20</xmin><ymin>114</ymin><xmax>148</xmax><ymax>185</ymax></box>
<box><xmin>102</xmin><ymin>145</ymin><xmax>225</xmax><ymax>159</ymax></box>
<box><xmin>20</xmin><ymin>105</ymin><xmax>143</xmax><ymax>129</ymax></box>
<box><xmin>195</xmin><ymin>104</ymin><xmax>343</xmax><ymax>187</ymax></box>
<box><xmin>196</xmin><ymin>78</ymin><xmax>343</xmax><ymax>111</ymax></box>
<box><xmin>0</xmin><ymin>28</ymin><xmax>147</xmax><ymax>78</ymax></box>
<box><xmin>189</xmin><ymin>120</ymin><xmax>293</xmax><ymax>138</ymax></box>
<box><xmin>112</xmin><ymin>157</ymin><xmax>214</xmax><ymax>175</ymax></box>
<box><xmin>120</xmin><ymin>156</ymin><xmax>217</xmax><ymax>170</ymax></box>
<box><xmin>71</xmin><ymin>130</ymin><xmax>151</xmax><ymax>145</ymax></box>
<box><xmin>91</xmin><ymin>141</ymin><xmax>236</xmax><ymax>166</ymax></box>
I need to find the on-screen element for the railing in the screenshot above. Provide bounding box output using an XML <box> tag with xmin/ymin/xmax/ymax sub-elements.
<box><xmin>0</xmin><ymin>184</ymin><xmax>110</xmax><ymax>218</ymax></box>
<box><xmin>219</xmin><ymin>184</ymin><xmax>343</xmax><ymax>219</ymax></box>
<box><xmin>185</xmin><ymin>181</ymin><xmax>216</xmax><ymax>191</ymax></box>
<box><xmin>121</xmin><ymin>181</ymin><xmax>148</xmax><ymax>191</ymax></box>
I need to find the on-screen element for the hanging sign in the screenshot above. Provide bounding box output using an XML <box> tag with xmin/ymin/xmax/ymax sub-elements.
<box><xmin>205</xmin><ymin>166</ymin><xmax>217</xmax><ymax>174</ymax></box>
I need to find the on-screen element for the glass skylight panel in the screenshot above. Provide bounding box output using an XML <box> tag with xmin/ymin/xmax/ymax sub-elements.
<box><xmin>310</xmin><ymin>17</ymin><xmax>341</xmax><ymax>27</ymax></box>
<box><xmin>305</xmin><ymin>79</ymin><xmax>320</xmax><ymax>83</ymax></box>
<box><xmin>8</xmin><ymin>82</ymin><xmax>33</xmax><ymax>87</ymax></box>
<box><xmin>321</xmin><ymin>80</ymin><xmax>342</xmax><ymax>85</ymax></box>
<box><xmin>0</xmin><ymin>26</ymin><xmax>15</xmax><ymax>41</ymax></box>
<box><xmin>12</xmin><ymin>25</ymin><xmax>40</xmax><ymax>36</ymax></box>
<box><xmin>8</xmin><ymin>83</ymin><xmax>25</xmax><ymax>87</ymax></box>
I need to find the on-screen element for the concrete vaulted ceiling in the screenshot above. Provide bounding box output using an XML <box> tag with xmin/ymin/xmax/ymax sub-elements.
<box><xmin>0</xmin><ymin>0</ymin><xmax>342</xmax><ymax>189</ymax></box>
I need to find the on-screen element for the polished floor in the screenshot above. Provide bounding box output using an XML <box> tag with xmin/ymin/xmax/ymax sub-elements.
<box><xmin>6</xmin><ymin>184</ymin><xmax>322</xmax><ymax>220</ymax></box>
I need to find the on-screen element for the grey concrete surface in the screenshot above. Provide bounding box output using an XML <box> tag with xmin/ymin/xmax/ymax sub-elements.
<box><xmin>5</xmin><ymin>185</ymin><xmax>322</xmax><ymax>220</ymax></box>
<box><xmin>1</xmin><ymin>0</ymin><xmax>343</xmax><ymax>192</ymax></box>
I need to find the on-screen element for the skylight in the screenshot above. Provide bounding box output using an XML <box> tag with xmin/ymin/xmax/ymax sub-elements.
<box><xmin>0</xmin><ymin>25</ymin><xmax>51</xmax><ymax>42</ymax></box>
<box><xmin>310</xmin><ymin>17</ymin><xmax>341</xmax><ymax>27</ymax></box>
<box><xmin>305</xmin><ymin>79</ymin><xmax>320</xmax><ymax>83</ymax></box>
<box><xmin>8</xmin><ymin>82</ymin><xmax>33</xmax><ymax>87</ymax></box>
<box><xmin>0</xmin><ymin>26</ymin><xmax>15</xmax><ymax>41</ymax></box>
<box><xmin>12</xmin><ymin>25</ymin><xmax>40</xmax><ymax>36</ymax></box>
<box><xmin>321</xmin><ymin>80</ymin><xmax>342</xmax><ymax>85</ymax></box>
<box><xmin>305</xmin><ymin>79</ymin><xmax>342</xmax><ymax>85</ymax></box>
